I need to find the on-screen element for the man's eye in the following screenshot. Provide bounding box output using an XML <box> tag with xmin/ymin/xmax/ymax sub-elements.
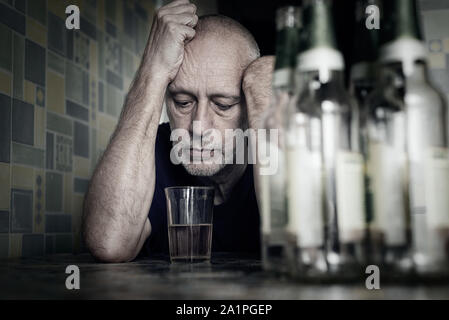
<box><xmin>214</xmin><ymin>102</ymin><xmax>233</xmax><ymax>111</ymax></box>
<box><xmin>174</xmin><ymin>100</ymin><xmax>192</xmax><ymax>108</ymax></box>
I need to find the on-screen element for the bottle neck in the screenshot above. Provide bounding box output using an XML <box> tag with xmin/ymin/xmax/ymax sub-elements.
<box><xmin>302</xmin><ymin>0</ymin><xmax>337</xmax><ymax>51</ymax></box>
<box><xmin>381</xmin><ymin>0</ymin><xmax>423</xmax><ymax>45</ymax></box>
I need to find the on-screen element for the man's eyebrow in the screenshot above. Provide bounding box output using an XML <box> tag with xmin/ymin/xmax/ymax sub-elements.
<box><xmin>167</xmin><ymin>87</ymin><xmax>195</xmax><ymax>96</ymax></box>
<box><xmin>209</xmin><ymin>93</ymin><xmax>241</xmax><ymax>101</ymax></box>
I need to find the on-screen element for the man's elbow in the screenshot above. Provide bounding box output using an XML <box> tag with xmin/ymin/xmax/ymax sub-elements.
<box><xmin>85</xmin><ymin>236</ymin><xmax>136</xmax><ymax>263</ymax></box>
<box><xmin>82</xmin><ymin>220</ymin><xmax>136</xmax><ymax>263</ymax></box>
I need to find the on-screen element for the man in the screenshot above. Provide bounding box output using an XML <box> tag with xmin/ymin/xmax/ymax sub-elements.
<box><xmin>83</xmin><ymin>0</ymin><xmax>274</xmax><ymax>262</ymax></box>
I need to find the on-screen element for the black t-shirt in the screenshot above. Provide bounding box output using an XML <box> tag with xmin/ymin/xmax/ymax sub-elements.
<box><xmin>140</xmin><ymin>123</ymin><xmax>260</xmax><ymax>257</ymax></box>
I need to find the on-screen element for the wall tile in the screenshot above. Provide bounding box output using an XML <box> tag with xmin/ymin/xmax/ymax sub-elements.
<box><xmin>55</xmin><ymin>134</ymin><xmax>73</xmax><ymax>172</ymax></box>
<box><xmin>34</xmin><ymin>169</ymin><xmax>44</xmax><ymax>233</ymax></box>
<box><xmin>0</xmin><ymin>22</ymin><xmax>12</xmax><ymax>71</ymax></box>
<box><xmin>123</xmin><ymin>48</ymin><xmax>136</xmax><ymax>79</ymax></box>
<box><xmin>47</xmin><ymin>12</ymin><xmax>66</xmax><ymax>57</ymax></box>
<box><xmin>15</xmin><ymin>0</ymin><xmax>25</xmax><ymax>13</ymax></box>
<box><xmin>9</xmin><ymin>233</ymin><xmax>21</xmax><ymax>257</ymax></box>
<box><xmin>98</xmin><ymin>81</ymin><xmax>104</xmax><ymax>112</ymax></box>
<box><xmin>0</xmin><ymin>2</ymin><xmax>26</xmax><ymax>35</ymax></box>
<box><xmin>74</xmin><ymin>32</ymin><xmax>90</xmax><ymax>69</ymax></box>
<box><xmin>10</xmin><ymin>188</ymin><xmax>33</xmax><ymax>233</ymax></box>
<box><xmin>47</xmin><ymin>70</ymin><xmax>65</xmax><ymax>114</ymax></box>
<box><xmin>74</xmin><ymin>156</ymin><xmax>89</xmax><ymax>178</ymax></box>
<box><xmin>46</xmin><ymin>132</ymin><xmax>54</xmax><ymax>170</ymax></box>
<box><xmin>45</xmin><ymin>213</ymin><xmax>72</xmax><ymax>233</ymax></box>
<box><xmin>98</xmin><ymin>129</ymin><xmax>111</xmax><ymax>151</ymax></box>
<box><xmin>90</xmin><ymin>128</ymin><xmax>97</xmax><ymax>173</ymax></box>
<box><xmin>12</xmin><ymin>165</ymin><xmax>34</xmax><ymax>189</ymax></box>
<box><xmin>84</xmin><ymin>0</ymin><xmax>97</xmax><ymax>25</ymax></box>
<box><xmin>66</xmin><ymin>29</ymin><xmax>74</xmax><ymax>61</ymax></box>
<box><xmin>0</xmin><ymin>211</ymin><xmax>8</xmax><ymax>233</ymax></box>
<box><xmin>45</xmin><ymin>171</ymin><xmax>62</xmax><ymax>212</ymax></box>
<box><xmin>106</xmin><ymin>20</ymin><xmax>117</xmax><ymax>38</ymax></box>
<box><xmin>106</xmin><ymin>70</ymin><xmax>123</xmax><ymax>90</ymax></box>
<box><xmin>90</xmin><ymin>41</ymin><xmax>98</xmax><ymax>79</ymax></box>
<box><xmin>72</xmin><ymin>193</ymin><xmax>84</xmax><ymax>222</ymax></box>
<box><xmin>22</xmin><ymin>234</ymin><xmax>44</xmax><ymax>257</ymax></box>
<box><xmin>13</xmin><ymin>33</ymin><xmax>24</xmax><ymax>99</ymax></box>
<box><xmin>0</xmin><ymin>93</ymin><xmax>11</xmax><ymax>163</ymax></box>
<box><xmin>66</xmin><ymin>61</ymin><xmax>89</xmax><ymax>106</ymax></box>
<box><xmin>106</xmin><ymin>83</ymin><xmax>123</xmax><ymax>117</ymax></box>
<box><xmin>74</xmin><ymin>121</ymin><xmax>89</xmax><ymax>158</ymax></box>
<box><xmin>45</xmin><ymin>234</ymin><xmax>54</xmax><ymax>254</ymax></box>
<box><xmin>90</xmin><ymin>76</ymin><xmax>97</xmax><ymax>115</ymax></box>
<box><xmin>27</xmin><ymin>0</ymin><xmax>47</xmax><ymax>26</ymax></box>
<box><xmin>12</xmin><ymin>143</ymin><xmax>44</xmax><ymax>168</ymax></box>
<box><xmin>80</xmin><ymin>16</ymin><xmax>97</xmax><ymax>40</ymax></box>
<box><xmin>12</xmin><ymin>98</ymin><xmax>34</xmax><ymax>146</ymax></box>
<box><xmin>26</xmin><ymin>16</ymin><xmax>47</xmax><ymax>47</ymax></box>
<box><xmin>74</xmin><ymin>177</ymin><xmax>89</xmax><ymax>194</ymax></box>
<box><xmin>48</xmin><ymin>0</ymin><xmax>66</xmax><ymax>19</ymax></box>
<box><xmin>36</xmin><ymin>86</ymin><xmax>45</xmax><ymax>107</ymax></box>
<box><xmin>25</xmin><ymin>39</ymin><xmax>46</xmax><ymax>87</ymax></box>
<box><xmin>47</xmin><ymin>51</ymin><xmax>65</xmax><ymax>75</ymax></box>
<box><xmin>34</xmin><ymin>104</ymin><xmax>45</xmax><ymax>148</ymax></box>
<box><xmin>47</xmin><ymin>112</ymin><xmax>73</xmax><ymax>136</ymax></box>
<box><xmin>98</xmin><ymin>31</ymin><xmax>105</xmax><ymax>80</ymax></box>
<box><xmin>105</xmin><ymin>34</ymin><xmax>122</xmax><ymax>74</ymax></box>
<box><xmin>67</xmin><ymin>99</ymin><xmax>89</xmax><ymax>122</ymax></box>
<box><xmin>23</xmin><ymin>80</ymin><xmax>35</xmax><ymax>104</ymax></box>
<box><xmin>64</xmin><ymin>173</ymin><xmax>72</xmax><ymax>214</ymax></box>
<box><xmin>0</xmin><ymin>70</ymin><xmax>11</xmax><ymax>96</ymax></box>
<box><xmin>0</xmin><ymin>234</ymin><xmax>8</xmax><ymax>258</ymax></box>
<box><xmin>105</xmin><ymin>0</ymin><xmax>116</xmax><ymax>23</ymax></box>
<box><xmin>55</xmin><ymin>234</ymin><xmax>73</xmax><ymax>253</ymax></box>
<box><xmin>0</xmin><ymin>163</ymin><xmax>10</xmax><ymax>210</ymax></box>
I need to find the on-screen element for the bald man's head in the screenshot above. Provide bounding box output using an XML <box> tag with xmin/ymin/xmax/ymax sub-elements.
<box><xmin>190</xmin><ymin>14</ymin><xmax>260</xmax><ymax>67</ymax></box>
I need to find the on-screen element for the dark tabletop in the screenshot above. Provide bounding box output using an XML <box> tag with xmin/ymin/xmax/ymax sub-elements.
<box><xmin>0</xmin><ymin>253</ymin><xmax>448</xmax><ymax>299</ymax></box>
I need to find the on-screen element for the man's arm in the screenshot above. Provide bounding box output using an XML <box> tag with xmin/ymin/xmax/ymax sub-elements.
<box><xmin>82</xmin><ymin>0</ymin><xmax>198</xmax><ymax>263</ymax></box>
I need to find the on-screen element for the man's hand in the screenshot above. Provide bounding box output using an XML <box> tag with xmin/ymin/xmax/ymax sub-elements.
<box><xmin>143</xmin><ymin>0</ymin><xmax>198</xmax><ymax>83</ymax></box>
<box><xmin>242</xmin><ymin>56</ymin><xmax>275</xmax><ymax>129</ymax></box>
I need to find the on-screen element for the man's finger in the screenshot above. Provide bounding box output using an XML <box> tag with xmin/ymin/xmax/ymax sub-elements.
<box><xmin>164</xmin><ymin>0</ymin><xmax>191</xmax><ymax>9</ymax></box>
<box><xmin>159</xmin><ymin>3</ymin><xmax>197</xmax><ymax>17</ymax></box>
<box><xmin>179</xmin><ymin>25</ymin><xmax>196</xmax><ymax>42</ymax></box>
<box><xmin>163</xmin><ymin>13</ymin><xmax>198</xmax><ymax>28</ymax></box>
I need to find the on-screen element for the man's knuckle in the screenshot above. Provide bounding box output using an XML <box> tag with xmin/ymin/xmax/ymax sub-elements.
<box><xmin>156</xmin><ymin>9</ymin><xmax>164</xmax><ymax>20</ymax></box>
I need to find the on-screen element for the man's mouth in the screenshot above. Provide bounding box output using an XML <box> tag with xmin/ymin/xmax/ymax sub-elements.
<box><xmin>190</xmin><ymin>148</ymin><xmax>216</xmax><ymax>161</ymax></box>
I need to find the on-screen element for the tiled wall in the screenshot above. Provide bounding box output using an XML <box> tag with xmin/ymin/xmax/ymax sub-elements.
<box><xmin>0</xmin><ymin>0</ymin><xmax>217</xmax><ymax>259</ymax></box>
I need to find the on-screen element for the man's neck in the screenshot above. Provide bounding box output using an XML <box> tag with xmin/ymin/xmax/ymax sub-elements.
<box><xmin>198</xmin><ymin>164</ymin><xmax>247</xmax><ymax>206</ymax></box>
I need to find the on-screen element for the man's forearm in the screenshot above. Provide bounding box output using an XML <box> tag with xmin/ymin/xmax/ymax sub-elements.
<box><xmin>83</xmin><ymin>69</ymin><xmax>168</xmax><ymax>262</ymax></box>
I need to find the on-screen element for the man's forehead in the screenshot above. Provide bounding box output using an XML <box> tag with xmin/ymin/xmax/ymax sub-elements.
<box><xmin>170</xmin><ymin>59</ymin><xmax>244</xmax><ymax>94</ymax></box>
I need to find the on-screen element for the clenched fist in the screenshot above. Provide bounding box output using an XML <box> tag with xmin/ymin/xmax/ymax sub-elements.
<box><xmin>242</xmin><ymin>56</ymin><xmax>275</xmax><ymax>129</ymax></box>
<box><xmin>142</xmin><ymin>0</ymin><xmax>198</xmax><ymax>83</ymax></box>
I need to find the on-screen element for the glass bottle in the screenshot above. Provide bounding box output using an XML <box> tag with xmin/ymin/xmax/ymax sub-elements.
<box><xmin>259</xmin><ymin>6</ymin><xmax>302</xmax><ymax>274</ymax></box>
<box><xmin>287</xmin><ymin>0</ymin><xmax>365</xmax><ymax>281</ymax></box>
<box><xmin>380</xmin><ymin>0</ymin><xmax>449</xmax><ymax>277</ymax></box>
<box><xmin>365</xmin><ymin>62</ymin><xmax>412</xmax><ymax>278</ymax></box>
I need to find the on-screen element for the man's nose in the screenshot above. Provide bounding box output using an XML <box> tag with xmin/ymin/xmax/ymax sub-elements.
<box><xmin>190</xmin><ymin>99</ymin><xmax>213</xmax><ymax>137</ymax></box>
